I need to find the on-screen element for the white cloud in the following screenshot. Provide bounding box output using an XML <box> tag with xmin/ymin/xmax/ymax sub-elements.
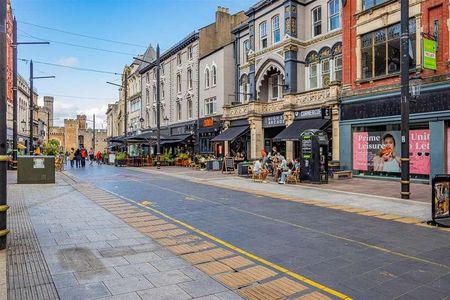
<box><xmin>52</xmin><ymin>101</ymin><xmax>108</xmax><ymax>129</ymax></box>
<box><xmin>56</xmin><ymin>57</ymin><xmax>79</xmax><ymax>67</ymax></box>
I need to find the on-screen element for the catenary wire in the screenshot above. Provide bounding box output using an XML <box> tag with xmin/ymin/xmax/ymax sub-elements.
<box><xmin>18</xmin><ymin>20</ymin><xmax>148</xmax><ymax>48</ymax></box>
<box><xmin>19</xmin><ymin>58</ymin><xmax>122</xmax><ymax>75</ymax></box>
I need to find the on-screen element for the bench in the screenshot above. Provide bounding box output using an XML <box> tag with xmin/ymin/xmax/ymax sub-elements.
<box><xmin>333</xmin><ymin>170</ymin><xmax>353</xmax><ymax>180</ymax></box>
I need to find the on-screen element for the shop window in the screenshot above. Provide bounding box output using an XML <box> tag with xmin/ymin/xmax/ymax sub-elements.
<box><xmin>312</xmin><ymin>6</ymin><xmax>322</xmax><ymax>37</ymax></box>
<box><xmin>272</xmin><ymin>15</ymin><xmax>280</xmax><ymax>44</ymax></box>
<box><xmin>361</xmin><ymin>19</ymin><xmax>416</xmax><ymax>79</ymax></box>
<box><xmin>200</xmin><ymin>138</ymin><xmax>213</xmax><ymax>153</ymax></box>
<box><xmin>260</xmin><ymin>21</ymin><xmax>268</xmax><ymax>49</ymax></box>
<box><xmin>328</xmin><ymin>0</ymin><xmax>340</xmax><ymax>31</ymax></box>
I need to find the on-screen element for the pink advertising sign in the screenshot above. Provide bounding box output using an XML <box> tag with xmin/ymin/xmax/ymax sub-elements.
<box><xmin>352</xmin><ymin>129</ymin><xmax>430</xmax><ymax>175</ymax></box>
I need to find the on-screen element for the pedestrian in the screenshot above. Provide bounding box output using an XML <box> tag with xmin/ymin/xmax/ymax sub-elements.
<box><xmin>69</xmin><ymin>148</ymin><xmax>75</xmax><ymax>168</ymax></box>
<box><xmin>80</xmin><ymin>146</ymin><xmax>88</xmax><ymax>168</ymax></box>
<box><xmin>89</xmin><ymin>147</ymin><xmax>94</xmax><ymax>166</ymax></box>
<box><xmin>95</xmin><ymin>150</ymin><xmax>102</xmax><ymax>165</ymax></box>
<box><xmin>74</xmin><ymin>148</ymin><xmax>81</xmax><ymax>168</ymax></box>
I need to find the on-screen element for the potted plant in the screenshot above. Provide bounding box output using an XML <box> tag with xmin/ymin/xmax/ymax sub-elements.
<box><xmin>115</xmin><ymin>152</ymin><xmax>126</xmax><ymax>167</ymax></box>
<box><xmin>176</xmin><ymin>152</ymin><xmax>190</xmax><ymax>167</ymax></box>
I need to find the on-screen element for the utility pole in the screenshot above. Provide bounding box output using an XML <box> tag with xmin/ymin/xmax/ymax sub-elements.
<box><xmin>400</xmin><ymin>0</ymin><xmax>410</xmax><ymax>199</ymax></box>
<box><xmin>29</xmin><ymin>59</ymin><xmax>33</xmax><ymax>153</ymax></box>
<box><xmin>93</xmin><ymin>114</ymin><xmax>96</xmax><ymax>152</ymax></box>
<box><xmin>156</xmin><ymin>44</ymin><xmax>161</xmax><ymax>169</ymax></box>
<box><xmin>12</xmin><ymin>17</ymin><xmax>16</xmax><ymax>163</ymax></box>
<box><xmin>124</xmin><ymin>73</ymin><xmax>128</xmax><ymax>138</ymax></box>
<box><xmin>0</xmin><ymin>0</ymin><xmax>10</xmax><ymax>250</ymax></box>
<box><xmin>28</xmin><ymin>61</ymin><xmax>54</xmax><ymax>154</ymax></box>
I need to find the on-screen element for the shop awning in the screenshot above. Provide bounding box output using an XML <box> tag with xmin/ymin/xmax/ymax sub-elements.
<box><xmin>161</xmin><ymin>134</ymin><xmax>192</xmax><ymax>145</ymax></box>
<box><xmin>127</xmin><ymin>131</ymin><xmax>171</xmax><ymax>142</ymax></box>
<box><xmin>211</xmin><ymin>126</ymin><xmax>249</xmax><ymax>142</ymax></box>
<box><xmin>108</xmin><ymin>136</ymin><xmax>127</xmax><ymax>143</ymax></box>
<box><xmin>273</xmin><ymin>119</ymin><xmax>329</xmax><ymax>141</ymax></box>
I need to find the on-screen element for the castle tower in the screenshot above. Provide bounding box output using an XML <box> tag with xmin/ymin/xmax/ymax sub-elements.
<box><xmin>77</xmin><ymin>114</ymin><xmax>87</xmax><ymax>130</ymax></box>
<box><xmin>43</xmin><ymin>96</ymin><xmax>54</xmax><ymax>128</ymax></box>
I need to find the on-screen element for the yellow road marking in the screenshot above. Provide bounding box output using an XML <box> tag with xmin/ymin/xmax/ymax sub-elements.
<box><xmin>102</xmin><ymin>190</ymin><xmax>351</xmax><ymax>299</ymax></box>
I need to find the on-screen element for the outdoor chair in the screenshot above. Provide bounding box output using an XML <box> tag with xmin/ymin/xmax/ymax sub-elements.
<box><xmin>248</xmin><ymin>166</ymin><xmax>262</xmax><ymax>182</ymax></box>
<box><xmin>286</xmin><ymin>169</ymin><xmax>300</xmax><ymax>184</ymax></box>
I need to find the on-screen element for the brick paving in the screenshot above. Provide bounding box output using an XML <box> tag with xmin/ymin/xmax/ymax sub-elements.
<box><xmin>7</xmin><ymin>184</ymin><xmax>59</xmax><ymax>299</ymax></box>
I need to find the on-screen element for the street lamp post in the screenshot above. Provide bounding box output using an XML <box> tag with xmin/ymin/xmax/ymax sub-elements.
<box><xmin>29</xmin><ymin>60</ymin><xmax>55</xmax><ymax>153</ymax></box>
<box><xmin>12</xmin><ymin>18</ymin><xmax>49</xmax><ymax>161</ymax></box>
<box><xmin>400</xmin><ymin>0</ymin><xmax>410</xmax><ymax>199</ymax></box>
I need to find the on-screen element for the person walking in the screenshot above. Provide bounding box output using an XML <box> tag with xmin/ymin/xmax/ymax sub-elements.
<box><xmin>89</xmin><ymin>148</ymin><xmax>95</xmax><ymax>166</ymax></box>
<box><xmin>74</xmin><ymin>148</ymin><xmax>81</xmax><ymax>168</ymax></box>
<box><xmin>95</xmin><ymin>150</ymin><xmax>102</xmax><ymax>166</ymax></box>
<box><xmin>80</xmin><ymin>146</ymin><xmax>88</xmax><ymax>168</ymax></box>
<box><xmin>69</xmin><ymin>148</ymin><xmax>75</xmax><ymax>168</ymax></box>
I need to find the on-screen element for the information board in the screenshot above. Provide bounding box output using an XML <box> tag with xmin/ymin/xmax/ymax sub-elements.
<box><xmin>222</xmin><ymin>158</ymin><xmax>235</xmax><ymax>174</ymax></box>
<box><xmin>431</xmin><ymin>175</ymin><xmax>450</xmax><ymax>227</ymax></box>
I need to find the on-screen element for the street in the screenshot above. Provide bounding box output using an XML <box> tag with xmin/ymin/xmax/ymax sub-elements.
<box><xmin>66</xmin><ymin>165</ymin><xmax>450</xmax><ymax>299</ymax></box>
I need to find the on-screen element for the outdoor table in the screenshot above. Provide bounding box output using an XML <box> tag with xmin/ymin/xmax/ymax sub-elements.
<box><xmin>237</xmin><ymin>162</ymin><xmax>252</xmax><ymax>176</ymax></box>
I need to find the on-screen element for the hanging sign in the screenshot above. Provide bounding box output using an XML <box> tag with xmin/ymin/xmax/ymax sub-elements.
<box><xmin>423</xmin><ymin>38</ymin><xmax>437</xmax><ymax>70</ymax></box>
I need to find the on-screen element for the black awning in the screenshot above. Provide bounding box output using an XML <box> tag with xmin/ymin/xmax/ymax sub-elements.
<box><xmin>211</xmin><ymin>126</ymin><xmax>249</xmax><ymax>142</ymax></box>
<box><xmin>161</xmin><ymin>134</ymin><xmax>192</xmax><ymax>145</ymax></box>
<box><xmin>273</xmin><ymin>119</ymin><xmax>329</xmax><ymax>141</ymax></box>
<box><xmin>108</xmin><ymin>136</ymin><xmax>126</xmax><ymax>143</ymax></box>
<box><xmin>128</xmin><ymin>131</ymin><xmax>170</xmax><ymax>142</ymax></box>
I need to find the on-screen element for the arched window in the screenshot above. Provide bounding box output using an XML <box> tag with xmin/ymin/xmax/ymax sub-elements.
<box><xmin>187</xmin><ymin>68</ymin><xmax>193</xmax><ymax>89</ymax></box>
<box><xmin>187</xmin><ymin>98</ymin><xmax>193</xmax><ymax>119</ymax></box>
<box><xmin>211</xmin><ymin>65</ymin><xmax>217</xmax><ymax>86</ymax></box>
<box><xmin>319</xmin><ymin>47</ymin><xmax>331</xmax><ymax>87</ymax></box>
<box><xmin>240</xmin><ymin>74</ymin><xmax>249</xmax><ymax>103</ymax></box>
<box><xmin>332</xmin><ymin>42</ymin><xmax>343</xmax><ymax>82</ymax></box>
<box><xmin>306</xmin><ymin>51</ymin><xmax>319</xmax><ymax>89</ymax></box>
<box><xmin>177</xmin><ymin>74</ymin><xmax>181</xmax><ymax>93</ymax></box>
<box><xmin>176</xmin><ymin>102</ymin><xmax>182</xmax><ymax>121</ymax></box>
<box><xmin>205</xmin><ymin>68</ymin><xmax>210</xmax><ymax>88</ymax></box>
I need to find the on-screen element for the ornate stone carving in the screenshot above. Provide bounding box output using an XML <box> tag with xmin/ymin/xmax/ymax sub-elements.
<box><xmin>283</xmin><ymin>44</ymin><xmax>298</xmax><ymax>52</ymax></box>
<box><xmin>295</xmin><ymin>89</ymin><xmax>331</xmax><ymax>106</ymax></box>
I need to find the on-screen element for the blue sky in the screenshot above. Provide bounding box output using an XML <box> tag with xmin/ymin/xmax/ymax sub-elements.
<box><xmin>12</xmin><ymin>0</ymin><xmax>255</xmax><ymax>128</ymax></box>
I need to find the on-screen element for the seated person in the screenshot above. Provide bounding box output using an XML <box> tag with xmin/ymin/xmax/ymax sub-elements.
<box><xmin>294</xmin><ymin>159</ymin><xmax>301</xmax><ymax>171</ymax></box>
<box><xmin>279</xmin><ymin>159</ymin><xmax>292</xmax><ymax>184</ymax></box>
<box><xmin>253</xmin><ymin>159</ymin><xmax>269</xmax><ymax>182</ymax></box>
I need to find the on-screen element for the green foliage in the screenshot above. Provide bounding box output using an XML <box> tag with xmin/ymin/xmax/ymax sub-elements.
<box><xmin>176</xmin><ymin>152</ymin><xmax>189</xmax><ymax>160</ymax></box>
<box><xmin>43</xmin><ymin>139</ymin><xmax>60</xmax><ymax>156</ymax></box>
<box><xmin>115</xmin><ymin>152</ymin><xmax>126</xmax><ymax>161</ymax></box>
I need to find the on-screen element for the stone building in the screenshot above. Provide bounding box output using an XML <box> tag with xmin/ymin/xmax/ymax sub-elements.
<box><xmin>17</xmin><ymin>74</ymin><xmax>30</xmax><ymax>148</ymax></box>
<box><xmin>214</xmin><ymin>0</ymin><xmax>342</xmax><ymax>160</ymax></box>
<box><xmin>106</xmin><ymin>102</ymin><xmax>120</xmax><ymax>138</ymax></box>
<box><xmin>50</xmin><ymin>115</ymin><xmax>107</xmax><ymax>152</ymax></box>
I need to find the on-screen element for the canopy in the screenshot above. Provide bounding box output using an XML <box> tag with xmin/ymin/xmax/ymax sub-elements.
<box><xmin>273</xmin><ymin>119</ymin><xmax>329</xmax><ymax>141</ymax></box>
<box><xmin>126</xmin><ymin>131</ymin><xmax>171</xmax><ymax>143</ymax></box>
<box><xmin>211</xmin><ymin>126</ymin><xmax>249</xmax><ymax>142</ymax></box>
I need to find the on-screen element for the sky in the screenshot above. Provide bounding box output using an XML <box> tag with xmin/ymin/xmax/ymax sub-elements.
<box><xmin>12</xmin><ymin>0</ymin><xmax>256</xmax><ymax>129</ymax></box>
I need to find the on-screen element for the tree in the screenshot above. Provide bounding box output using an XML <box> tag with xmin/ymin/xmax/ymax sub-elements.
<box><xmin>43</xmin><ymin>139</ymin><xmax>61</xmax><ymax>156</ymax></box>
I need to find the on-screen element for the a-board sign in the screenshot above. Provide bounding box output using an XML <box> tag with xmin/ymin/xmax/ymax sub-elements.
<box><xmin>222</xmin><ymin>158</ymin><xmax>235</xmax><ymax>174</ymax></box>
<box><xmin>431</xmin><ymin>175</ymin><xmax>450</xmax><ymax>227</ymax></box>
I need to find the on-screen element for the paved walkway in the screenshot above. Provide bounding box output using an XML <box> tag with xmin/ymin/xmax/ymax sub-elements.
<box><xmin>5</xmin><ymin>171</ymin><xmax>242</xmax><ymax>300</ymax></box>
<box><xmin>131</xmin><ymin>167</ymin><xmax>431</xmax><ymax>221</ymax></box>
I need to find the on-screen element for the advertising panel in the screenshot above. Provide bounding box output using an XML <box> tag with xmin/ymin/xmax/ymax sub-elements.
<box><xmin>352</xmin><ymin>129</ymin><xmax>429</xmax><ymax>174</ymax></box>
<box><xmin>423</xmin><ymin>38</ymin><xmax>437</xmax><ymax>70</ymax></box>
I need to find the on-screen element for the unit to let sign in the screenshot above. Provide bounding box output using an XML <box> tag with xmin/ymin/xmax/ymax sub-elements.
<box><xmin>423</xmin><ymin>38</ymin><xmax>437</xmax><ymax>70</ymax></box>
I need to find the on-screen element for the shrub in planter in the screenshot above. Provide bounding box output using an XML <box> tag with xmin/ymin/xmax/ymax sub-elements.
<box><xmin>115</xmin><ymin>152</ymin><xmax>126</xmax><ymax>167</ymax></box>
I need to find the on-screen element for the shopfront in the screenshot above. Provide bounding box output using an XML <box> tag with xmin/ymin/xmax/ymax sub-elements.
<box><xmin>168</xmin><ymin>122</ymin><xmax>196</xmax><ymax>155</ymax></box>
<box><xmin>211</xmin><ymin>119</ymin><xmax>250</xmax><ymax>159</ymax></box>
<box><xmin>273</xmin><ymin>108</ymin><xmax>331</xmax><ymax>160</ymax></box>
<box><xmin>340</xmin><ymin>85</ymin><xmax>450</xmax><ymax>180</ymax></box>
<box><xmin>262</xmin><ymin>114</ymin><xmax>285</xmax><ymax>155</ymax></box>
<box><xmin>198</xmin><ymin>116</ymin><xmax>221</xmax><ymax>155</ymax></box>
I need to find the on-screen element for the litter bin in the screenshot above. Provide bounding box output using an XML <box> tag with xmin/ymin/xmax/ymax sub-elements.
<box><xmin>17</xmin><ymin>156</ymin><xmax>55</xmax><ymax>184</ymax></box>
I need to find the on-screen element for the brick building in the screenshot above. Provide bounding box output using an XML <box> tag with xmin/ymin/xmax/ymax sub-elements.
<box><xmin>340</xmin><ymin>0</ymin><xmax>450</xmax><ymax>181</ymax></box>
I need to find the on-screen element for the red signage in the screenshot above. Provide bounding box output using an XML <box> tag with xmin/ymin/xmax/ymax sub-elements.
<box><xmin>203</xmin><ymin>118</ymin><xmax>214</xmax><ymax>127</ymax></box>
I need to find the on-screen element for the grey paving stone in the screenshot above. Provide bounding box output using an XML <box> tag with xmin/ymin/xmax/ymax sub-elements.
<box><xmin>123</xmin><ymin>252</ymin><xmax>162</xmax><ymax>264</ymax></box>
<box><xmin>180</xmin><ymin>267</ymin><xmax>210</xmax><ymax>281</ymax></box>
<box><xmin>51</xmin><ymin>273</ymin><xmax>79</xmax><ymax>289</ymax></box>
<box><xmin>178</xmin><ymin>278</ymin><xmax>228</xmax><ymax>298</ymax></box>
<box><xmin>99</xmin><ymin>247</ymin><xmax>137</xmax><ymax>257</ymax></box>
<box><xmin>193</xmin><ymin>296</ymin><xmax>220</xmax><ymax>300</ymax></box>
<box><xmin>214</xmin><ymin>291</ymin><xmax>244</xmax><ymax>300</ymax></box>
<box><xmin>154</xmin><ymin>249</ymin><xmax>177</xmax><ymax>259</ymax></box>
<box><xmin>47</xmin><ymin>260</ymin><xmax>93</xmax><ymax>275</ymax></box>
<box><xmin>107</xmin><ymin>239</ymin><xmax>144</xmax><ymax>248</ymax></box>
<box><xmin>89</xmin><ymin>257</ymin><xmax>130</xmax><ymax>270</ymax></box>
<box><xmin>137</xmin><ymin>285</ymin><xmax>192</xmax><ymax>300</ymax></box>
<box><xmin>97</xmin><ymin>292</ymin><xmax>142</xmax><ymax>300</ymax></box>
<box><xmin>114</xmin><ymin>262</ymin><xmax>159</xmax><ymax>277</ymax></box>
<box><xmin>58</xmin><ymin>282</ymin><xmax>111</xmax><ymax>300</ymax></box>
<box><xmin>74</xmin><ymin>267</ymin><xmax>122</xmax><ymax>284</ymax></box>
<box><xmin>130</xmin><ymin>243</ymin><xmax>161</xmax><ymax>253</ymax></box>
<box><xmin>145</xmin><ymin>270</ymin><xmax>192</xmax><ymax>287</ymax></box>
<box><xmin>150</xmin><ymin>257</ymin><xmax>190</xmax><ymax>272</ymax></box>
<box><xmin>103</xmin><ymin>276</ymin><xmax>154</xmax><ymax>295</ymax></box>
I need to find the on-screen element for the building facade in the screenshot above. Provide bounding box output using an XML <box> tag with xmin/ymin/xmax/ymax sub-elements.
<box><xmin>17</xmin><ymin>74</ymin><xmax>30</xmax><ymax>148</ymax></box>
<box><xmin>216</xmin><ymin>0</ymin><xmax>342</xmax><ymax>160</ymax></box>
<box><xmin>106</xmin><ymin>102</ymin><xmax>120</xmax><ymax>138</ymax></box>
<box><xmin>340</xmin><ymin>0</ymin><xmax>450</xmax><ymax>181</ymax></box>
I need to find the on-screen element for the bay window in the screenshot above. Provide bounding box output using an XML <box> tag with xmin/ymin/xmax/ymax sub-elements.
<box><xmin>361</xmin><ymin>19</ymin><xmax>416</xmax><ymax>79</ymax></box>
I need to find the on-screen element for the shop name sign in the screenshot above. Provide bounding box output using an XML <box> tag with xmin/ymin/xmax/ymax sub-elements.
<box><xmin>295</xmin><ymin>108</ymin><xmax>330</xmax><ymax>120</ymax></box>
<box><xmin>202</xmin><ymin>117</ymin><xmax>214</xmax><ymax>127</ymax></box>
<box><xmin>263</xmin><ymin>114</ymin><xmax>284</xmax><ymax>128</ymax></box>
<box><xmin>423</xmin><ymin>38</ymin><xmax>437</xmax><ymax>70</ymax></box>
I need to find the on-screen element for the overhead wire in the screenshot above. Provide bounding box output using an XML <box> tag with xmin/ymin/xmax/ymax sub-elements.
<box><xmin>36</xmin><ymin>92</ymin><xmax>116</xmax><ymax>101</ymax></box>
<box><xmin>18</xmin><ymin>30</ymin><xmax>140</xmax><ymax>56</ymax></box>
<box><xmin>19</xmin><ymin>58</ymin><xmax>122</xmax><ymax>75</ymax></box>
<box><xmin>18</xmin><ymin>20</ymin><xmax>148</xmax><ymax>48</ymax></box>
